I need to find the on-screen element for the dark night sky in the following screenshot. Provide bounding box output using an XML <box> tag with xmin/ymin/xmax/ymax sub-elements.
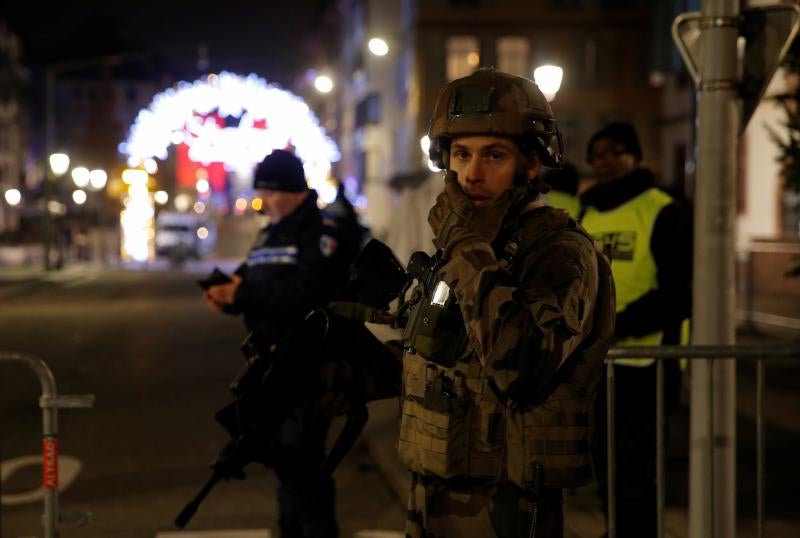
<box><xmin>1</xmin><ymin>0</ymin><xmax>331</xmax><ymax>87</ymax></box>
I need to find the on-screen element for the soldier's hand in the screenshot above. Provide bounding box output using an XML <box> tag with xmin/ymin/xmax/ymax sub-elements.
<box><xmin>428</xmin><ymin>171</ymin><xmax>515</xmax><ymax>259</ymax></box>
<box><xmin>207</xmin><ymin>274</ymin><xmax>242</xmax><ymax>305</ymax></box>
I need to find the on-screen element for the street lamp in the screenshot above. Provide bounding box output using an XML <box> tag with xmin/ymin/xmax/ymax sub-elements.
<box><xmin>44</xmin><ymin>152</ymin><xmax>71</xmax><ymax>270</ymax></box>
<box><xmin>49</xmin><ymin>153</ymin><xmax>70</xmax><ymax>175</ymax></box>
<box><xmin>533</xmin><ymin>65</ymin><xmax>563</xmax><ymax>102</ymax></box>
<box><xmin>368</xmin><ymin>37</ymin><xmax>390</xmax><ymax>56</ymax></box>
<box><xmin>72</xmin><ymin>189</ymin><xmax>87</xmax><ymax>205</ymax></box>
<box><xmin>4</xmin><ymin>188</ymin><xmax>21</xmax><ymax>206</ymax></box>
<box><xmin>71</xmin><ymin>167</ymin><xmax>90</xmax><ymax>188</ymax></box>
<box><xmin>88</xmin><ymin>169</ymin><xmax>108</xmax><ymax>191</ymax></box>
<box><xmin>314</xmin><ymin>75</ymin><xmax>334</xmax><ymax>94</ymax></box>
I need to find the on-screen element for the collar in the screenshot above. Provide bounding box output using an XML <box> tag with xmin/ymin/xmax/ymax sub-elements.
<box><xmin>268</xmin><ymin>190</ymin><xmax>319</xmax><ymax>233</ymax></box>
<box><xmin>579</xmin><ymin>168</ymin><xmax>655</xmax><ymax>211</ymax></box>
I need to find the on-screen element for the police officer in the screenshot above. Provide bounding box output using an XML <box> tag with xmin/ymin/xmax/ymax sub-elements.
<box><xmin>398</xmin><ymin>68</ymin><xmax>616</xmax><ymax>538</ymax></box>
<box><xmin>580</xmin><ymin>122</ymin><xmax>692</xmax><ymax>537</ymax></box>
<box><xmin>204</xmin><ymin>149</ymin><xmax>352</xmax><ymax>538</ymax></box>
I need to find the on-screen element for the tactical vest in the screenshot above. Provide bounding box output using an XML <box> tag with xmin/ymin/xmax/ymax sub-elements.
<box><xmin>398</xmin><ymin>207</ymin><xmax>615</xmax><ymax>489</ymax></box>
<box><xmin>580</xmin><ymin>187</ymin><xmax>674</xmax><ymax>367</ymax></box>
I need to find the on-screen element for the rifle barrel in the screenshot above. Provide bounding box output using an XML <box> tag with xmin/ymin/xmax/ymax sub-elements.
<box><xmin>174</xmin><ymin>473</ymin><xmax>221</xmax><ymax>528</ymax></box>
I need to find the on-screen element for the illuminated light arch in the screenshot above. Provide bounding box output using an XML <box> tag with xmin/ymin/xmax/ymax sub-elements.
<box><xmin>119</xmin><ymin>71</ymin><xmax>340</xmax><ymax>199</ymax></box>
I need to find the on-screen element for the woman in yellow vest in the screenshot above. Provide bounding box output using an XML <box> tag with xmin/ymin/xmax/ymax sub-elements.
<box><xmin>579</xmin><ymin>122</ymin><xmax>692</xmax><ymax>538</ymax></box>
<box><xmin>544</xmin><ymin>162</ymin><xmax>581</xmax><ymax>218</ymax></box>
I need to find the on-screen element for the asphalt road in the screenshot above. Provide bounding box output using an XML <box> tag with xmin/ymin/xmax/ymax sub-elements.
<box><xmin>0</xmin><ymin>267</ymin><xmax>404</xmax><ymax>538</ymax></box>
<box><xmin>3</xmin><ymin>263</ymin><xmax>800</xmax><ymax>537</ymax></box>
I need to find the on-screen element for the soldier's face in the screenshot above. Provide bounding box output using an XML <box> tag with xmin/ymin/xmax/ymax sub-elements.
<box><xmin>449</xmin><ymin>135</ymin><xmax>541</xmax><ymax>208</ymax></box>
<box><xmin>588</xmin><ymin>138</ymin><xmax>638</xmax><ymax>184</ymax></box>
<box><xmin>254</xmin><ymin>188</ymin><xmax>307</xmax><ymax>222</ymax></box>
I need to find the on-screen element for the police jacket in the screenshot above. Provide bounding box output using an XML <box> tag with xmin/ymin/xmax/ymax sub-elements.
<box><xmin>578</xmin><ymin>169</ymin><xmax>692</xmax><ymax>347</ymax></box>
<box><xmin>399</xmin><ymin>194</ymin><xmax>616</xmax><ymax>489</ymax></box>
<box><xmin>232</xmin><ymin>190</ymin><xmax>352</xmax><ymax>338</ymax></box>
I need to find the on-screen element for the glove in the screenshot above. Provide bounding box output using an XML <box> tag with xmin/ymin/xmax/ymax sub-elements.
<box><xmin>427</xmin><ymin>171</ymin><xmax>515</xmax><ymax>259</ymax></box>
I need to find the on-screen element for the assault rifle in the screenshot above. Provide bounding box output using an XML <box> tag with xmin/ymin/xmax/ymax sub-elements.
<box><xmin>175</xmin><ymin>240</ymin><xmax>408</xmax><ymax>528</ymax></box>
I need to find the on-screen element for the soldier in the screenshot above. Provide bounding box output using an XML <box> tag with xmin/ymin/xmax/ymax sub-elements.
<box><xmin>398</xmin><ymin>68</ymin><xmax>616</xmax><ymax>537</ymax></box>
<box><xmin>204</xmin><ymin>149</ymin><xmax>353</xmax><ymax>538</ymax></box>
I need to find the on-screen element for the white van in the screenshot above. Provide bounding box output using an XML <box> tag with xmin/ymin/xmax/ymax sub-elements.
<box><xmin>155</xmin><ymin>211</ymin><xmax>216</xmax><ymax>258</ymax></box>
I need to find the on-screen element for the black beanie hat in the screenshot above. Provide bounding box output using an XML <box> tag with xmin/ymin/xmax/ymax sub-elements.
<box><xmin>253</xmin><ymin>149</ymin><xmax>308</xmax><ymax>192</ymax></box>
<box><xmin>587</xmin><ymin>122</ymin><xmax>642</xmax><ymax>161</ymax></box>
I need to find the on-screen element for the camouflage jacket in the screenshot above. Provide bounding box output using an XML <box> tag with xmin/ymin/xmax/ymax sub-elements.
<box><xmin>438</xmin><ymin>200</ymin><xmax>614</xmax><ymax>404</ymax></box>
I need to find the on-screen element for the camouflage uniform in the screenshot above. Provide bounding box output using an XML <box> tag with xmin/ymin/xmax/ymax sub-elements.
<box><xmin>399</xmin><ymin>69</ymin><xmax>616</xmax><ymax>538</ymax></box>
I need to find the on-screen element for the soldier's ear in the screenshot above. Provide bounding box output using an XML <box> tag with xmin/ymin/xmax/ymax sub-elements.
<box><xmin>526</xmin><ymin>154</ymin><xmax>542</xmax><ymax>181</ymax></box>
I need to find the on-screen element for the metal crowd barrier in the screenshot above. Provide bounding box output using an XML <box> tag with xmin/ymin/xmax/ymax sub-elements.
<box><xmin>604</xmin><ymin>345</ymin><xmax>800</xmax><ymax>538</ymax></box>
<box><xmin>0</xmin><ymin>352</ymin><xmax>95</xmax><ymax>538</ymax></box>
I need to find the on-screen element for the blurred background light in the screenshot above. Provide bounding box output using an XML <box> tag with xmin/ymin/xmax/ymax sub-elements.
<box><xmin>174</xmin><ymin>193</ymin><xmax>193</xmax><ymax>212</ymax></box>
<box><xmin>122</xmin><ymin>169</ymin><xmax>149</xmax><ymax>186</ymax></box>
<box><xmin>49</xmin><ymin>153</ymin><xmax>70</xmax><ymax>175</ymax></box>
<box><xmin>71</xmin><ymin>167</ymin><xmax>90</xmax><ymax>188</ymax></box>
<box><xmin>89</xmin><ymin>169</ymin><xmax>108</xmax><ymax>190</ymax></box>
<box><xmin>195</xmin><ymin>178</ymin><xmax>210</xmax><ymax>193</ymax></box>
<box><xmin>314</xmin><ymin>75</ymin><xmax>334</xmax><ymax>94</ymax></box>
<box><xmin>368</xmin><ymin>37</ymin><xmax>389</xmax><ymax>56</ymax></box>
<box><xmin>143</xmin><ymin>158</ymin><xmax>159</xmax><ymax>174</ymax></box>
<box><xmin>72</xmin><ymin>189</ymin><xmax>87</xmax><ymax>205</ymax></box>
<box><xmin>4</xmin><ymin>188</ymin><xmax>21</xmax><ymax>206</ymax></box>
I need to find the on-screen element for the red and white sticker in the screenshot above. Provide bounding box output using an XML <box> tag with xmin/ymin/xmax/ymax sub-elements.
<box><xmin>42</xmin><ymin>439</ymin><xmax>59</xmax><ymax>489</ymax></box>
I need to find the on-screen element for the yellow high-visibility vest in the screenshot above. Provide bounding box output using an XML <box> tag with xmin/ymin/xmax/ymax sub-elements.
<box><xmin>546</xmin><ymin>190</ymin><xmax>580</xmax><ymax>219</ymax></box>
<box><xmin>580</xmin><ymin>187</ymin><xmax>675</xmax><ymax>367</ymax></box>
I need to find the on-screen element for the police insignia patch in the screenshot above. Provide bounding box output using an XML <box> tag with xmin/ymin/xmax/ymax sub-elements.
<box><xmin>320</xmin><ymin>235</ymin><xmax>338</xmax><ymax>257</ymax></box>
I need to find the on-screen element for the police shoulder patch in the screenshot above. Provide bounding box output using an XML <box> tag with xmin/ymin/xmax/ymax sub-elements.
<box><xmin>319</xmin><ymin>234</ymin><xmax>338</xmax><ymax>257</ymax></box>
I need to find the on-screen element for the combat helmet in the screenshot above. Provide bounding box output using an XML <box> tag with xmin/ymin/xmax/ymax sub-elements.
<box><xmin>428</xmin><ymin>67</ymin><xmax>563</xmax><ymax>170</ymax></box>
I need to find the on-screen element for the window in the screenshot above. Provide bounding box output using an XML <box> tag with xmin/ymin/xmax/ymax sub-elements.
<box><xmin>446</xmin><ymin>36</ymin><xmax>480</xmax><ymax>82</ymax></box>
<box><xmin>496</xmin><ymin>37</ymin><xmax>529</xmax><ymax>77</ymax></box>
<box><xmin>355</xmin><ymin>93</ymin><xmax>381</xmax><ymax>127</ymax></box>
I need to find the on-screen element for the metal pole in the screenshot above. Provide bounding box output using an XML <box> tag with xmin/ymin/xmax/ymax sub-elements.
<box><xmin>690</xmin><ymin>1</ymin><xmax>740</xmax><ymax>537</ymax></box>
<box><xmin>0</xmin><ymin>353</ymin><xmax>58</xmax><ymax>538</ymax></box>
<box><xmin>43</xmin><ymin>69</ymin><xmax>55</xmax><ymax>271</ymax></box>
<box><xmin>656</xmin><ymin>359</ymin><xmax>665</xmax><ymax>538</ymax></box>
<box><xmin>756</xmin><ymin>359</ymin><xmax>765</xmax><ymax>538</ymax></box>
<box><xmin>606</xmin><ymin>359</ymin><xmax>616</xmax><ymax>538</ymax></box>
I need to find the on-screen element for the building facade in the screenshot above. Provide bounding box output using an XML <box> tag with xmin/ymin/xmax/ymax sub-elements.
<box><xmin>0</xmin><ymin>22</ymin><xmax>26</xmax><ymax>235</ymax></box>
<box><xmin>332</xmin><ymin>0</ymin><xmax>669</xmax><ymax>254</ymax></box>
